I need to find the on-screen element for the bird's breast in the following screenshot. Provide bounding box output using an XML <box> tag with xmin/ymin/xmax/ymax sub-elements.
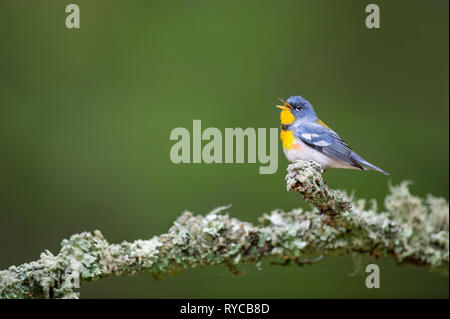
<box><xmin>280</xmin><ymin>129</ymin><xmax>299</xmax><ymax>150</ymax></box>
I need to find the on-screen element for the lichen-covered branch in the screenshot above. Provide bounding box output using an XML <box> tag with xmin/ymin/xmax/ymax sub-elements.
<box><xmin>1</xmin><ymin>161</ymin><xmax>448</xmax><ymax>299</ymax></box>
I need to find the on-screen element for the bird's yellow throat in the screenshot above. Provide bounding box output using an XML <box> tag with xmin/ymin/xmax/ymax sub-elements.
<box><xmin>280</xmin><ymin>109</ymin><xmax>295</xmax><ymax>125</ymax></box>
<box><xmin>279</xmin><ymin>109</ymin><xmax>296</xmax><ymax>150</ymax></box>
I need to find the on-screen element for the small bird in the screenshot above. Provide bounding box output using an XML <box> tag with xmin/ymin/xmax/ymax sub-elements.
<box><xmin>276</xmin><ymin>95</ymin><xmax>389</xmax><ymax>175</ymax></box>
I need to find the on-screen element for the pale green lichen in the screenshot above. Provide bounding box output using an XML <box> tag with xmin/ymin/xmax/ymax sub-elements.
<box><xmin>286</xmin><ymin>161</ymin><xmax>352</xmax><ymax>214</ymax></box>
<box><xmin>0</xmin><ymin>160</ymin><xmax>448</xmax><ymax>299</ymax></box>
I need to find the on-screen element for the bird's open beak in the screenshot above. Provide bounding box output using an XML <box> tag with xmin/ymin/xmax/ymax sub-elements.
<box><xmin>275</xmin><ymin>98</ymin><xmax>292</xmax><ymax>110</ymax></box>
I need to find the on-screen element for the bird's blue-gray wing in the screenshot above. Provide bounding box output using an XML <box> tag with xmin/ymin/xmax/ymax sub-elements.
<box><xmin>293</xmin><ymin>122</ymin><xmax>364</xmax><ymax>169</ymax></box>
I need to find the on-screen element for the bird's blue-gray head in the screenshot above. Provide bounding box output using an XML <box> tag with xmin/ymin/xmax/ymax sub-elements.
<box><xmin>276</xmin><ymin>95</ymin><xmax>317</xmax><ymax>122</ymax></box>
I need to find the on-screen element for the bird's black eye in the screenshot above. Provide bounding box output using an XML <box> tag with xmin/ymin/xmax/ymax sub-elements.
<box><xmin>293</xmin><ymin>104</ymin><xmax>302</xmax><ymax>110</ymax></box>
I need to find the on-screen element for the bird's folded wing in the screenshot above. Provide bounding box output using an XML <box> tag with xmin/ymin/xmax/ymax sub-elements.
<box><xmin>293</xmin><ymin>122</ymin><xmax>363</xmax><ymax>169</ymax></box>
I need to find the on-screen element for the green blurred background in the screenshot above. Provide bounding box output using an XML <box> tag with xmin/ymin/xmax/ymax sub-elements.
<box><xmin>0</xmin><ymin>0</ymin><xmax>448</xmax><ymax>298</ymax></box>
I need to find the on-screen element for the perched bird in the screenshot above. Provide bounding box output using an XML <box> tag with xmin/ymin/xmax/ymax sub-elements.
<box><xmin>276</xmin><ymin>95</ymin><xmax>389</xmax><ymax>175</ymax></box>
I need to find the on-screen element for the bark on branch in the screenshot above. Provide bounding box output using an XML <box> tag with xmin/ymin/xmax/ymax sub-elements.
<box><xmin>1</xmin><ymin>161</ymin><xmax>448</xmax><ymax>299</ymax></box>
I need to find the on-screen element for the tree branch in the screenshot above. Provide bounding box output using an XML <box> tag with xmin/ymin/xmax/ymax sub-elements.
<box><xmin>1</xmin><ymin>161</ymin><xmax>448</xmax><ymax>299</ymax></box>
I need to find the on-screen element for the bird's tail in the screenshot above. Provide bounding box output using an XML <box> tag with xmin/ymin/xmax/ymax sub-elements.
<box><xmin>351</xmin><ymin>152</ymin><xmax>389</xmax><ymax>176</ymax></box>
